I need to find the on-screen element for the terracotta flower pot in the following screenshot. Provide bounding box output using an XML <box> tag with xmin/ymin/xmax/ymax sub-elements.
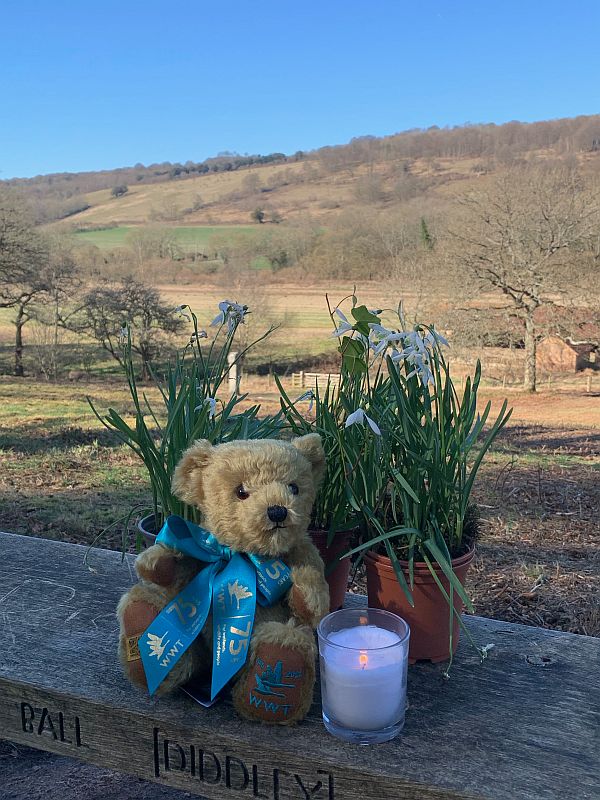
<box><xmin>365</xmin><ymin>548</ymin><xmax>475</xmax><ymax>664</ymax></box>
<box><xmin>309</xmin><ymin>529</ymin><xmax>355</xmax><ymax>612</ymax></box>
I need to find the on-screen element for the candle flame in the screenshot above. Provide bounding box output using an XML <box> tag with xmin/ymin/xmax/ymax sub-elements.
<box><xmin>359</xmin><ymin>651</ymin><xmax>368</xmax><ymax>668</ymax></box>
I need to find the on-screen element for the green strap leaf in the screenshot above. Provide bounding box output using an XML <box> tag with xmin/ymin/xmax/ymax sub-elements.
<box><xmin>422</xmin><ymin>538</ymin><xmax>474</xmax><ymax>612</ymax></box>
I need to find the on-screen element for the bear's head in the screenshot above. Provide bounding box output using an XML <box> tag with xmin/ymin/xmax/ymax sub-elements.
<box><xmin>171</xmin><ymin>435</ymin><xmax>325</xmax><ymax>556</ymax></box>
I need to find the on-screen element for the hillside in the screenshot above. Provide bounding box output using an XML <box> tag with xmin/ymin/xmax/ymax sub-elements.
<box><xmin>56</xmin><ymin>152</ymin><xmax>509</xmax><ymax>232</ymax></box>
<box><xmin>3</xmin><ymin>113</ymin><xmax>600</xmax><ymax>232</ymax></box>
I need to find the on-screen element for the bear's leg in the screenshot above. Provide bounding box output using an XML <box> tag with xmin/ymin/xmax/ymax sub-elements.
<box><xmin>117</xmin><ymin>583</ymin><xmax>210</xmax><ymax>695</ymax></box>
<box><xmin>232</xmin><ymin>620</ymin><xmax>316</xmax><ymax>725</ymax></box>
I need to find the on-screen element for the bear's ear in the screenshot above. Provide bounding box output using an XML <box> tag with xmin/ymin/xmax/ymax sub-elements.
<box><xmin>292</xmin><ymin>433</ymin><xmax>326</xmax><ymax>488</ymax></box>
<box><xmin>172</xmin><ymin>440</ymin><xmax>213</xmax><ymax>506</ymax></box>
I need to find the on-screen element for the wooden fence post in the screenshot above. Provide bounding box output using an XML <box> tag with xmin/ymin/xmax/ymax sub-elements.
<box><xmin>228</xmin><ymin>351</ymin><xmax>240</xmax><ymax>394</ymax></box>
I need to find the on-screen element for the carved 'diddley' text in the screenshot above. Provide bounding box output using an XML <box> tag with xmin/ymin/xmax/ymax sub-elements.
<box><xmin>153</xmin><ymin>728</ymin><xmax>335</xmax><ymax>799</ymax></box>
<box><xmin>20</xmin><ymin>702</ymin><xmax>87</xmax><ymax>748</ymax></box>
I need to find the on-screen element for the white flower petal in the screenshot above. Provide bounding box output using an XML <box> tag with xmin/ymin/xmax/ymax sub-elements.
<box><xmin>296</xmin><ymin>389</ymin><xmax>316</xmax><ymax>411</ymax></box>
<box><xmin>211</xmin><ymin>300</ymin><xmax>248</xmax><ymax>329</ymax></box>
<box><xmin>174</xmin><ymin>304</ymin><xmax>191</xmax><ymax>321</ymax></box>
<box><xmin>369</xmin><ymin>323</ymin><xmax>393</xmax><ymax>336</ymax></box>
<box><xmin>345</xmin><ymin>408</ymin><xmax>381</xmax><ymax>436</ymax></box>
<box><xmin>330</xmin><ymin>321</ymin><xmax>354</xmax><ymax>337</ymax></box>
<box><xmin>371</xmin><ymin>339</ymin><xmax>388</xmax><ymax>355</ymax></box>
<box><xmin>364</xmin><ymin>413</ymin><xmax>382</xmax><ymax>436</ymax></box>
<box><xmin>206</xmin><ymin>397</ymin><xmax>217</xmax><ymax>418</ymax></box>
<box><xmin>345</xmin><ymin>409</ymin><xmax>365</xmax><ymax>428</ymax></box>
<box><xmin>335</xmin><ymin>308</ymin><xmax>349</xmax><ymax>323</ymax></box>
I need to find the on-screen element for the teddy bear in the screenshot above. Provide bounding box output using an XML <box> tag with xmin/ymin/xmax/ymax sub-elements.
<box><xmin>117</xmin><ymin>433</ymin><xmax>330</xmax><ymax>725</ymax></box>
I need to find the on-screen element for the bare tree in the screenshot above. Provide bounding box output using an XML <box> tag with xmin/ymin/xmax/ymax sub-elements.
<box><xmin>0</xmin><ymin>193</ymin><xmax>50</xmax><ymax>376</ymax></box>
<box><xmin>67</xmin><ymin>278</ymin><xmax>184</xmax><ymax>379</ymax></box>
<box><xmin>449</xmin><ymin>165</ymin><xmax>600</xmax><ymax>391</ymax></box>
<box><xmin>125</xmin><ymin>227</ymin><xmax>182</xmax><ymax>272</ymax></box>
<box><xmin>32</xmin><ymin>234</ymin><xmax>82</xmax><ymax>379</ymax></box>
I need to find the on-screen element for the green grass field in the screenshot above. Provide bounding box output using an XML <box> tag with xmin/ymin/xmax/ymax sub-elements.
<box><xmin>73</xmin><ymin>224</ymin><xmax>257</xmax><ymax>251</ymax></box>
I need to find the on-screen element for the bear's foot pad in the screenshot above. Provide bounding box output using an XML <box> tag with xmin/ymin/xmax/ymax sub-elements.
<box><xmin>119</xmin><ymin>599</ymin><xmax>159</xmax><ymax>690</ymax></box>
<box><xmin>237</xmin><ymin>642</ymin><xmax>313</xmax><ymax>724</ymax></box>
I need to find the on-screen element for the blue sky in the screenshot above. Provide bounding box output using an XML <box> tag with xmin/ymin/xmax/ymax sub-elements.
<box><xmin>2</xmin><ymin>0</ymin><xmax>599</xmax><ymax>178</ymax></box>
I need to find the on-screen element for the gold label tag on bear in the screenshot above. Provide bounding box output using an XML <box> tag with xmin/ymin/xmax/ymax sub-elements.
<box><xmin>125</xmin><ymin>635</ymin><xmax>141</xmax><ymax>662</ymax></box>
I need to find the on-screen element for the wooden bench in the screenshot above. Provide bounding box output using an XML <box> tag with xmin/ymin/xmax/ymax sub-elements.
<box><xmin>1</xmin><ymin>531</ymin><xmax>599</xmax><ymax>800</ymax></box>
<box><xmin>291</xmin><ymin>372</ymin><xmax>341</xmax><ymax>390</ymax></box>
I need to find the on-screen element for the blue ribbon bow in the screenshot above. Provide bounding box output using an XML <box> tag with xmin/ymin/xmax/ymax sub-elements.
<box><xmin>139</xmin><ymin>515</ymin><xmax>292</xmax><ymax>699</ymax></box>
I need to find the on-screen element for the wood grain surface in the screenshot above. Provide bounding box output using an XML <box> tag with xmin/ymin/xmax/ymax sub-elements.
<box><xmin>0</xmin><ymin>531</ymin><xmax>598</xmax><ymax>800</ymax></box>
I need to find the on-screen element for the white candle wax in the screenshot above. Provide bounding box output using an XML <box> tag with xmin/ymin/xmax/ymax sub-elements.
<box><xmin>321</xmin><ymin>625</ymin><xmax>407</xmax><ymax>731</ymax></box>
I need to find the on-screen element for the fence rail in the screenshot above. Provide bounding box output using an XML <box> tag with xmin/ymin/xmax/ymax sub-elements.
<box><xmin>291</xmin><ymin>371</ymin><xmax>341</xmax><ymax>389</ymax></box>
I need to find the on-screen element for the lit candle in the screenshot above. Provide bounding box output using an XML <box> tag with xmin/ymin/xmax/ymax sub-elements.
<box><xmin>318</xmin><ymin>609</ymin><xmax>410</xmax><ymax>743</ymax></box>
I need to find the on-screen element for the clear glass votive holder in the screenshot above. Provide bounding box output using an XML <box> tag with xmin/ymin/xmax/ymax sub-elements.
<box><xmin>317</xmin><ymin>607</ymin><xmax>410</xmax><ymax>745</ymax></box>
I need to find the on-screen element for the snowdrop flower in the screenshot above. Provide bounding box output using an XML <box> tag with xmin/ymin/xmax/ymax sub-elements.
<box><xmin>330</xmin><ymin>308</ymin><xmax>354</xmax><ymax>338</ymax></box>
<box><xmin>296</xmin><ymin>389</ymin><xmax>315</xmax><ymax>413</ymax></box>
<box><xmin>425</xmin><ymin>329</ymin><xmax>449</xmax><ymax>349</ymax></box>
<box><xmin>345</xmin><ymin>408</ymin><xmax>381</xmax><ymax>436</ymax></box>
<box><xmin>391</xmin><ymin>348</ymin><xmax>434</xmax><ymax>385</ymax></box>
<box><xmin>211</xmin><ymin>300</ymin><xmax>248</xmax><ymax>333</ymax></box>
<box><xmin>205</xmin><ymin>397</ymin><xmax>217</xmax><ymax>418</ymax></box>
<box><xmin>369</xmin><ymin>323</ymin><xmax>406</xmax><ymax>355</ymax></box>
<box><xmin>174</xmin><ymin>304</ymin><xmax>191</xmax><ymax>321</ymax></box>
<box><xmin>190</xmin><ymin>330</ymin><xmax>208</xmax><ymax>342</ymax></box>
<box><xmin>118</xmin><ymin>325</ymin><xmax>128</xmax><ymax>343</ymax></box>
<box><xmin>195</xmin><ymin>397</ymin><xmax>217</xmax><ymax>418</ymax></box>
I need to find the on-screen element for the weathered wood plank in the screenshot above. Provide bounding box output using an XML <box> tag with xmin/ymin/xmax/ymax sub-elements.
<box><xmin>0</xmin><ymin>531</ymin><xmax>599</xmax><ymax>800</ymax></box>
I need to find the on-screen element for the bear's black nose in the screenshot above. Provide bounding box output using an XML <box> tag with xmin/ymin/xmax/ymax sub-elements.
<box><xmin>267</xmin><ymin>505</ymin><xmax>288</xmax><ymax>524</ymax></box>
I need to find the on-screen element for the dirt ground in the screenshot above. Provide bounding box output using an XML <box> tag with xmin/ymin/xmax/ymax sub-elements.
<box><xmin>469</xmin><ymin>422</ymin><xmax>600</xmax><ymax>635</ymax></box>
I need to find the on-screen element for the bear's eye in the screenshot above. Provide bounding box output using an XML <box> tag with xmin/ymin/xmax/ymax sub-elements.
<box><xmin>236</xmin><ymin>485</ymin><xmax>250</xmax><ymax>500</ymax></box>
<box><xmin>288</xmin><ymin>483</ymin><xmax>299</xmax><ymax>496</ymax></box>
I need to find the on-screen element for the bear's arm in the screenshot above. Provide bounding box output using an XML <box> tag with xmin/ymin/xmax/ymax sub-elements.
<box><xmin>135</xmin><ymin>542</ymin><xmax>200</xmax><ymax>593</ymax></box>
<box><xmin>285</xmin><ymin>538</ymin><xmax>330</xmax><ymax>627</ymax></box>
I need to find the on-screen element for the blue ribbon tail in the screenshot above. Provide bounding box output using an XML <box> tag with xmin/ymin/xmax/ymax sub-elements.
<box><xmin>140</xmin><ymin>561</ymin><xmax>218</xmax><ymax>696</ymax></box>
<box><xmin>210</xmin><ymin>553</ymin><xmax>256</xmax><ymax>699</ymax></box>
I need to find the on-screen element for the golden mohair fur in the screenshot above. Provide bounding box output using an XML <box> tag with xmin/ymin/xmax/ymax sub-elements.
<box><xmin>172</xmin><ymin>435</ymin><xmax>325</xmax><ymax>556</ymax></box>
<box><xmin>117</xmin><ymin>434</ymin><xmax>330</xmax><ymax>723</ymax></box>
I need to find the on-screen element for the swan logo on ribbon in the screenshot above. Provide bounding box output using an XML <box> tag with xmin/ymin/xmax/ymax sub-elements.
<box><xmin>146</xmin><ymin>632</ymin><xmax>169</xmax><ymax>659</ymax></box>
<box><xmin>228</xmin><ymin>580</ymin><xmax>253</xmax><ymax>610</ymax></box>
